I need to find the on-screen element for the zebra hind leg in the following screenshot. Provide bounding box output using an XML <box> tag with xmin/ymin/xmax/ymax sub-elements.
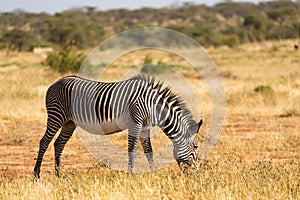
<box><xmin>34</xmin><ymin>119</ymin><xmax>62</xmax><ymax>179</ymax></box>
<box><xmin>140</xmin><ymin>129</ymin><xmax>154</xmax><ymax>170</ymax></box>
<box><xmin>54</xmin><ymin>121</ymin><xmax>76</xmax><ymax>178</ymax></box>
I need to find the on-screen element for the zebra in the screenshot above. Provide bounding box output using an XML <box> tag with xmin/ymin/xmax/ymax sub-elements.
<box><xmin>33</xmin><ymin>75</ymin><xmax>204</xmax><ymax>178</ymax></box>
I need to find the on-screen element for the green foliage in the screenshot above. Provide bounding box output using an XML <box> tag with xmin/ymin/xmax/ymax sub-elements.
<box><xmin>267</xmin><ymin>7</ymin><xmax>298</xmax><ymax>21</ymax></box>
<box><xmin>214</xmin><ymin>2</ymin><xmax>259</xmax><ymax>17</ymax></box>
<box><xmin>0</xmin><ymin>29</ymin><xmax>32</xmax><ymax>53</ymax></box>
<box><xmin>167</xmin><ymin>24</ymin><xmax>222</xmax><ymax>47</ymax></box>
<box><xmin>141</xmin><ymin>55</ymin><xmax>174</xmax><ymax>74</ymax></box>
<box><xmin>44</xmin><ymin>13</ymin><xmax>104</xmax><ymax>48</ymax></box>
<box><xmin>143</xmin><ymin>55</ymin><xmax>153</xmax><ymax>64</ymax></box>
<box><xmin>244</xmin><ymin>14</ymin><xmax>265</xmax><ymax>30</ymax></box>
<box><xmin>43</xmin><ymin>47</ymin><xmax>86</xmax><ymax>73</ymax></box>
<box><xmin>292</xmin><ymin>21</ymin><xmax>300</xmax><ymax>37</ymax></box>
<box><xmin>243</xmin><ymin>14</ymin><xmax>267</xmax><ymax>42</ymax></box>
<box><xmin>0</xmin><ymin>1</ymin><xmax>300</xmax><ymax>48</ymax></box>
<box><xmin>141</xmin><ymin>64</ymin><xmax>173</xmax><ymax>75</ymax></box>
<box><xmin>221</xmin><ymin>35</ymin><xmax>240</xmax><ymax>48</ymax></box>
<box><xmin>254</xmin><ymin>85</ymin><xmax>275</xmax><ymax>94</ymax></box>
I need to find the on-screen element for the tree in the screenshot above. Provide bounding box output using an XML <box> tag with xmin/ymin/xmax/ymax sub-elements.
<box><xmin>1</xmin><ymin>29</ymin><xmax>31</xmax><ymax>54</ymax></box>
<box><xmin>45</xmin><ymin>17</ymin><xmax>80</xmax><ymax>47</ymax></box>
<box><xmin>243</xmin><ymin>14</ymin><xmax>266</xmax><ymax>42</ymax></box>
<box><xmin>44</xmin><ymin>12</ymin><xmax>105</xmax><ymax>49</ymax></box>
<box><xmin>295</xmin><ymin>22</ymin><xmax>300</xmax><ymax>38</ymax></box>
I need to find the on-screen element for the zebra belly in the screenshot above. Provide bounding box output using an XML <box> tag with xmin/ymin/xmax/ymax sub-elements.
<box><xmin>74</xmin><ymin>115</ymin><xmax>129</xmax><ymax>135</ymax></box>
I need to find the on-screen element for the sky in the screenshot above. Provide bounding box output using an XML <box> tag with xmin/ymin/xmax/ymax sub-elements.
<box><xmin>0</xmin><ymin>0</ymin><xmax>264</xmax><ymax>14</ymax></box>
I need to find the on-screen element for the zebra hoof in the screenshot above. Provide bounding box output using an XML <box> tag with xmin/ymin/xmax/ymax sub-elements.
<box><xmin>55</xmin><ymin>169</ymin><xmax>60</xmax><ymax>178</ymax></box>
<box><xmin>33</xmin><ymin>171</ymin><xmax>40</xmax><ymax>180</ymax></box>
<box><xmin>149</xmin><ymin>164</ymin><xmax>156</xmax><ymax>171</ymax></box>
<box><xmin>128</xmin><ymin>167</ymin><xmax>134</xmax><ymax>174</ymax></box>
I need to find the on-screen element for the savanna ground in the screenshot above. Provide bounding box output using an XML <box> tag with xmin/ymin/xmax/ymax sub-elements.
<box><xmin>0</xmin><ymin>40</ymin><xmax>299</xmax><ymax>199</ymax></box>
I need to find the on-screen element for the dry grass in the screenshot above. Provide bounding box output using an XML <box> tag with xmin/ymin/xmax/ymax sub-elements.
<box><xmin>0</xmin><ymin>160</ymin><xmax>299</xmax><ymax>199</ymax></box>
<box><xmin>0</xmin><ymin>40</ymin><xmax>299</xmax><ymax>199</ymax></box>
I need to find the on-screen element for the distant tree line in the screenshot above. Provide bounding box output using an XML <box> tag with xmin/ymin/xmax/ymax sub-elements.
<box><xmin>0</xmin><ymin>0</ymin><xmax>299</xmax><ymax>52</ymax></box>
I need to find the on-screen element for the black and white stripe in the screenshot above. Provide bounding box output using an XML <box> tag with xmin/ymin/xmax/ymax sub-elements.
<box><xmin>34</xmin><ymin>75</ymin><xmax>203</xmax><ymax>178</ymax></box>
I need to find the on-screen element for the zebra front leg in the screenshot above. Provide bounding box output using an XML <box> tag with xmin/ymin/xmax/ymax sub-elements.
<box><xmin>54</xmin><ymin>121</ymin><xmax>76</xmax><ymax>177</ymax></box>
<box><xmin>34</xmin><ymin>120</ymin><xmax>62</xmax><ymax>179</ymax></box>
<box><xmin>140</xmin><ymin>129</ymin><xmax>154</xmax><ymax>170</ymax></box>
<box><xmin>127</xmin><ymin>123</ymin><xmax>142</xmax><ymax>173</ymax></box>
<box><xmin>128</xmin><ymin>134</ymin><xmax>139</xmax><ymax>173</ymax></box>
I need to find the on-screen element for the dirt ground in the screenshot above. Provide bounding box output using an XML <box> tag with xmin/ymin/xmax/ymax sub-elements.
<box><xmin>0</xmin><ymin>114</ymin><xmax>298</xmax><ymax>178</ymax></box>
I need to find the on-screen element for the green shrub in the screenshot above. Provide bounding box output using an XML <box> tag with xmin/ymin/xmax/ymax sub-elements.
<box><xmin>221</xmin><ymin>34</ymin><xmax>240</xmax><ymax>48</ymax></box>
<box><xmin>254</xmin><ymin>85</ymin><xmax>274</xmax><ymax>94</ymax></box>
<box><xmin>43</xmin><ymin>46</ymin><xmax>86</xmax><ymax>73</ymax></box>
<box><xmin>143</xmin><ymin>55</ymin><xmax>153</xmax><ymax>65</ymax></box>
<box><xmin>141</xmin><ymin>55</ymin><xmax>176</xmax><ymax>75</ymax></box>
<box><xmin>141</xmin><ymin>64</ymin><xmax>174</xmax><ymax>75</ymax></box>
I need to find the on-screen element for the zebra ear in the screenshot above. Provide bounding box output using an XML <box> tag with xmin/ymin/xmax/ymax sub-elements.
<box><xmin>190</xmin><ymin>118</ymin><xmax>204</xmax><ymax>134</ymax></box>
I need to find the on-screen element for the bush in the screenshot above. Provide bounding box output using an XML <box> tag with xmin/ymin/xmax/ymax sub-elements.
<box><xmin>143</xmin><ymin>55</ymin><xmax>153</xmax><ymax>65</ymax></box>
<box><xmin>141</xmin><ymin>55</ymin><xmax>175</xmax><ymax>75</ymax></box>
<box><xmin>221</xmin><ymin>35</ymin><xmax>240</xmax><ymax>48</ymax></box>
<box><xmin>141</xmin><ymin>64</ymin><xmax>174</xmax><ymax>75</ymax></box>
<box><xmin>254</xmin><ymin>85</ymin><xmax>274</xmax><ymax>94</ymax></box>
<box><xmin>43</xmin><ymin>46</ymin><xmax>86</xmax><ymax>73</ymax></box>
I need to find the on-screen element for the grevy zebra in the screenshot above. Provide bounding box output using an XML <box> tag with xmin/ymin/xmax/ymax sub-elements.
<box><xmin>34</xmin><ymin>75</ymin><xmax>203</xmax><ymax>178</ymax></box>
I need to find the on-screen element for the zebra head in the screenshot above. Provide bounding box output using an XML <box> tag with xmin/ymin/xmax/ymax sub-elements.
<box><xmin>174</xmin><ymin>118</ymin><xmax>204</xmax><ymax>173</ymax></box>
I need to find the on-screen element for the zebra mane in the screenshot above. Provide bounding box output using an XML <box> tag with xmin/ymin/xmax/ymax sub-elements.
<box><xmin>131</xmin><ymin>75</ymin><xmax>194</xmax><ymax>124</ymax></box>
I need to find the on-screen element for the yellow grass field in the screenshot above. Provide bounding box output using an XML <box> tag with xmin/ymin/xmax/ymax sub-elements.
<box><xmin>0</xmin><ymin>40</ymin><xmax>299</xmax><ymax>199</ymax></box>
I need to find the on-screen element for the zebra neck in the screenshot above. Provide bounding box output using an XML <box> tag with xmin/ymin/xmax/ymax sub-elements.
<box><xmin>158</xmin><ymin>111</ymin><xmax>194</xmax><ymax>158</ymax></box>
<box><xmin>172</xmin><ymin>140</ymin><xmax>189</xmax><ymax>159</ymax></box>
<box><xmin>159</xmin><ymin>114</ymin><xmax>189</xmax><ymax>146</ymax></box>
<box><xmin>156</xmin><ymin>103</ymin><xmax>188</xmax><ymax>141</ymax></box>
